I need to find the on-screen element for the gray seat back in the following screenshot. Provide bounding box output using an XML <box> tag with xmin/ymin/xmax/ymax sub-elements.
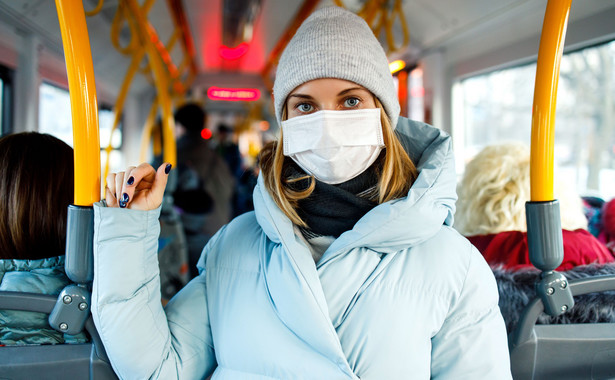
<box><xmin>509</xmin><ymin>274</ymin><xmax>615</xmax><ymax>379</ymax></box>
<box><xmin>0</xmin><ymin>291</ymin><xmax>118</xmax><ymax>380</ymax></box>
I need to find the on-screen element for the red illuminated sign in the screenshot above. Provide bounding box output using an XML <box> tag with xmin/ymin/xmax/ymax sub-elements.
<box><xmin>219</xmin><ymin>43</ymin><xmax>249</xmax><ymax>60</ymax></box>
<box><xmin>207</xmin><ymin>87</ymin><xmax>261</xmax><ymax>102</ymax></box>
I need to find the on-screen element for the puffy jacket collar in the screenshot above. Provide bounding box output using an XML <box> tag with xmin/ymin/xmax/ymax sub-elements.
<box><xmin>253</xmin><ymin>117</ymin><xmax>457</xmax><ymax>261</ymax></box>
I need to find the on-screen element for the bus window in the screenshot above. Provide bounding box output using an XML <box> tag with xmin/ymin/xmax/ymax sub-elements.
<box><xmin>38</xmin><ymin>82</ymin><xmax>73</xmax><ymax>145</ymax></box>
<box><xmin>39</xmin><ymin>83</ymin><xmax>125</xmax><ymax>177</ymax></box>
<box><xmin>0</xmin><ymin>65</ymin><xmax>13</xmax><ymax>136</ymax></box>
<box><xmin>98</xmin><ymin>107</ymin><xmax>124</xmax><ymax>175</ymax></box>
<box><xmin>454</xmin><ymin>40</ymin><xmax>615</xmax><ymax>200</ymax></box>
<box><xmin>409</xmin><ymin>67</ymin><xmax>424</xmax><ymax>123</ymax></box>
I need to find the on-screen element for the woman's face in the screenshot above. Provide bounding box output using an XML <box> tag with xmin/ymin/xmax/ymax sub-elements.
<box><xmin>286</xmin><ymin>78</ymin><xmax>376</xmax><ymax>119</ymax></box>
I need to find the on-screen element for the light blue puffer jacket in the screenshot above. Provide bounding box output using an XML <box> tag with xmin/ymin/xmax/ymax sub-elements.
<box><xmin>92</xmin><ymin>117</ymin><xmax>512</xmax><ymax>379</ymax></box>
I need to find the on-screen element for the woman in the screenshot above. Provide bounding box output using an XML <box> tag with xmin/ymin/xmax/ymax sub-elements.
<box><xmin>0</xmin><ymin>132</ymin><xmax>87</xmax><ymax>345</ymax></box>
<box><xmin>93</xmin><ymin>7</ymin><xmax>511</xmax><ymax>379</ymax></box>
<box><xmin>455</xmin><ymin>142</ymin><xmax>614</xmax><ymax>270</ymax></box>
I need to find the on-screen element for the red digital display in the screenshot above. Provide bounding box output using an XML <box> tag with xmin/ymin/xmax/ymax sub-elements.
<box><xmin>207</xmin><ymin>87</ymin><xmax>261</xmax><ymax>101</ymax></box>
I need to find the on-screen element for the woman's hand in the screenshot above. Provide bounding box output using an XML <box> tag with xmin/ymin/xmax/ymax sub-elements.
<box><xmin>105</xmin><ymin>163</ymin><xmax>172</xmax><ymax>210</ymax></box>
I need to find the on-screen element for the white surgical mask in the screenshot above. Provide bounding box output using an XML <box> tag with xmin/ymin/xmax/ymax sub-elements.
<box><xmin>282</xmin><ymin>108</ymin><xmax>385</xmax><ymax>184</ymax></box>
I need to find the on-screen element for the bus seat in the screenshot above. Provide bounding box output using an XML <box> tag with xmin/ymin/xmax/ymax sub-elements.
<box><xmin>0</xmin><ymin>291</ymin><xmax>117</xmax><ymax>379</ymax></box>
<box><xmin>494</xmin><ymin>263</ymin><xmax>615</xmax><ymax>334</ymax></box>
<box><xmin>501</xmin><ymin>266</ymin><xmax>615</xmax><ymax>379</ymax></box>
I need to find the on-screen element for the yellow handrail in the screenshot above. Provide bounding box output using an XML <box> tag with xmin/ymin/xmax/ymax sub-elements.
<box><xmin>261</xmin><ymin>0</ymin><xmax>321</xmax><ymax>90</ymax></box>
<box><xmin>336</xmin><ymin>0</ymin><xmax>409</xmax><ymax>54</ymax></box>
<box><xmin>125</xmin><ymin>0</ymin><xmax>176</xmax><ymax>167</ymax></box>
<box><xmin>55</xmin><ymin>0</ymin><xmax>101</xmax><ymax>206</ymax></box>
<box><xmin>530</xmin><ymin>0</ymin><xmax>572</xmax><ymax>201</ymax></box>
<box><xmin>85</xmin><ymin>0</ymin><xmax>104</xmax><ymax>17</ymax></box>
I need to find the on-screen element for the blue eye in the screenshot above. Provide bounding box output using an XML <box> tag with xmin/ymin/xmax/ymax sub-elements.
<box><xmin>344</xmin><ymin>97</ymin><xmax>360</xmax><ymax>108</ymax></box>
<box><xmin>298</xmin><ymin>103</ymin><xmax>313</xmax><ymax>113</ymax></box>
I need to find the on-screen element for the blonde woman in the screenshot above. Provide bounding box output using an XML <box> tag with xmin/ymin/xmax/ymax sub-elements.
<box><xmin>455</xmin><ymin>142</ymin><xmax>614</xmax><ymax>270</ymax></box>
<box><xmin>92</xmin><ymin>7</ymin><xmax>511</xmax><ymax>379</ymax></box>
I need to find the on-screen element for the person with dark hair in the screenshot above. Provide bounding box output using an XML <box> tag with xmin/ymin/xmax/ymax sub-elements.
<box><xmin>172</xmin><ymin>103</ymin><xmax>235</xmax><ymax>279</ymax></box>
<box><xmin>214</xmin><ymin>124</ymin><xmax>242</xmax><ymax>178</ymax></box>
<box><xmin>93</xmin><ymin>7</ymin><xmax>510</xmax><ymax>379</ymax></box>
<box><xmin>214</xmin><ymin>123</ymin><xmax>245</xmax><ymax>216</ymax></box>
<box><xmin>173</xmin><ymin>103</ymin><xmax>205</xmax><ymax>138</ymax></box>
<box><xmin>0</xmin><ymin>132</ymin><xmax>87</xmax><ymax>345</ymax></box>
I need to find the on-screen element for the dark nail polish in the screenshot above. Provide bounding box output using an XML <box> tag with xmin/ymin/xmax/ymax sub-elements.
<box><xmin>165</xmin><ymin>164</ymin><xmax>172</xmax><ymax>174</ymax></box>
<box><xmin>122</xmin><ymin>193</ymin><xmax>129</xmax><ymax>202</ymax></box>
<box><xmin>127</xmin><ymin>176</ymin><xmax>134</xmax><ymax>185</ymax></box>
<box><xmin>119</xmin><ymin>200</ymin><xmax>126</xmax><ymax>208</ymax></box>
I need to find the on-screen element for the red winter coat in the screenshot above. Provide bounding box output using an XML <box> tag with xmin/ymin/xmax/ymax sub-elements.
<box><xmin>468</xmin><ymin>229</ymin><xmax>615</xmax><ymax>271</ymax></box>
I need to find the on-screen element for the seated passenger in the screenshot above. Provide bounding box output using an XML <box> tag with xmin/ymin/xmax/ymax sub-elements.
<box><xmin>0</xmin><ymin>132</ymin><xmax>88</xmax><ymax>345</ymax></box>
<box><xmin>582</xmin><ymin>195</ymin><xmax>605</xmax><ymax>238</ymax></box>
<box><xmin>599</xmin><ymin>198</ymin><xmax>615</xmax><ymax>254</ymax></box>
<box><xmin>455</xmin><ymin>142</ymin><xmax>615</xmax><ymax>271</ymax></box>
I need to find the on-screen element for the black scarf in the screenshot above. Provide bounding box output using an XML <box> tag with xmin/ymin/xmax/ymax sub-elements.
<box><xmin>286</xmin><ymin>161</ymin><xmax>380</xmax><ymax>238</ymax></box>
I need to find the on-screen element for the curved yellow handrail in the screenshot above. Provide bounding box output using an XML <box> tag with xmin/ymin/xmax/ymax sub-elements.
<box><xmin>530</xmin><ymin>0</ymin><xmax>572</xmax><ymax>201</ymax></box>
<box><xmin>336</xmin><ymin>0</ymin><xmax>409</xmax><ymax>54</ymax></box>
<box><xmin>126</xmin><ymin>0</ymin><xmax>176</xmax><ymax>167</ymax></box>
<box><xmin>55</xmin><ymin>0</ymin><xmax>101</xmax><ymax>206</ymax></box>
<box><xmin>85</xmin><ymin>0</ymin><xmax>104</xmax><ymax>17</ymax></box>
<box><xmin>110</xmin><ymin>3</ymin><xmax>139</xmax><ymax>55</ymax></box>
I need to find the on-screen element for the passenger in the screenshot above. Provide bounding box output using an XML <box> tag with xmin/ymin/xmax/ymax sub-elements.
<box><xmin>213</xmin><ymin>123</ymin><xmax>243</xmax><ymax>217</ymax></box>
<box><xmin>455</xmin><ymin>142</ymin><xmax>615</xmax><ymax>271</ymax></box>
<box><xmin>172</xmin><ymin>103</ymin><xmax>235</xmax><ymax>279</ymax></box>
<box><xmin>599</xmin><ymin>198</ymin><xmax>615</xmax><ymax>253</ymax></box>
<box><xmin>93</xmin><ymin>7</ymin><xmax>511</xmax><ymax>379</ymax></box>
<box><xmin>582</xmin><ymin>195</ymin><xmax>605</xmax><ymax>238</ymax></box>
<box><xmin>0</xmin><ymin>132</ymin><xmax>87</xmax><ymax>345</ymax></box>
<box><xmin>214</xmin><ymin>123</ymin><xmax>242</xmax><ymax>180</ymax></box>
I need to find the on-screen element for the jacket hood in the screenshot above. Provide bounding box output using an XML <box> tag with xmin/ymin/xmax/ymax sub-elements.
<box><xmin>253</xmin><ymin>117</ymin><xmax>457</xmax><ymax>259</ymax></box>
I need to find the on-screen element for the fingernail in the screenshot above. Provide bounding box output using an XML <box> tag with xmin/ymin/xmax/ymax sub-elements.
<box><xmin>119</xmin><ymin>200</ymin><xmax>126</xmax><ymax>208</ymax></box>
<box><xmin>165</xmin><ymin>164</ymin><xmax>172</xmax><ymax>174</ymax></box>
<box><xmin>121</xmin><ymin>193</ymin><xmax>129</xmax><ymax>202</ymax></box>
<box><xmin>127</xmin><ymin>176</ymin><xmax>134</xmax><ymax>185</ymax></box>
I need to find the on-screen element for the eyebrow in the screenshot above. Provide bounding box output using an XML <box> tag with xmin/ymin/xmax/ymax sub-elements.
<box><xmin>288</xmin><ymin>87</ymin><xmax>369</xmax><ymax>100</ymax></box>
<box><xmin>337</xmin><ymin>87</ymin><xmax>367</xmax><ymax>96</ymax></box>
<box><xmin>287</xmin><ymin>94</ymin><xmax>314</xmax><ymax>100</ymax></box>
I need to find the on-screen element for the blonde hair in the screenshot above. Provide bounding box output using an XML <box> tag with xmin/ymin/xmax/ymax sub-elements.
<box><xmin>259</xmin><ymin>98</ymin><xmax>417</xmax><ymax>227</ymax></box>
<box><xmin>454</xmin><ymin>142</ymin><xmax>588</xmax><ymax>236</ymax></box>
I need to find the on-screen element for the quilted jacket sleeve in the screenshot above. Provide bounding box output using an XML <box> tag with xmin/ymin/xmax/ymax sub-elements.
<box><xmin>92</xmin><ymin>203</ymin><xmax>216</xmax><ymax>379</ymax></box>
<box><xmin>430</xmin><ymin>243</ymin><xmax>512</xmax><ymax>379</ymax></box>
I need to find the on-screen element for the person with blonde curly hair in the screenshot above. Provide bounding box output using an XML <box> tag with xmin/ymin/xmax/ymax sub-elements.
<box><xmin>455</xmin><ymin>142</ymin><xmax>614</xmax><ymax>270</ymax></box>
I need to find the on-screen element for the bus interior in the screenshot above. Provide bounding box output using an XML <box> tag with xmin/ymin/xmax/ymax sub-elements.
<box><xmin>0</xmin><ymin>0</ymin><xmax>615</xmax><ymax>378</ymax></box>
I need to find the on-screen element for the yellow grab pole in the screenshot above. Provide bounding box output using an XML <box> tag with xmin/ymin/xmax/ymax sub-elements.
<box><xmin>530</xmin><ymin>0</ymin><xmax>571</xmax><ymax>201</ymax></box>
<box><xmin>126</xmin><ymin>0</ymin><xmax>177</xmax><ymax>167</ymax></box>
<box><xmin>55</xmin><ymin>0</ymin><xmax>101</xmax><ymax>206</ymax></box>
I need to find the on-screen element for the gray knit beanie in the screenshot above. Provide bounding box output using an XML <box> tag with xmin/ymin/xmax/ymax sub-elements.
<box><xmin>273</xmin><ymin>6</ymin><xmax>400</xmax><ymax>129</ymax></box>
